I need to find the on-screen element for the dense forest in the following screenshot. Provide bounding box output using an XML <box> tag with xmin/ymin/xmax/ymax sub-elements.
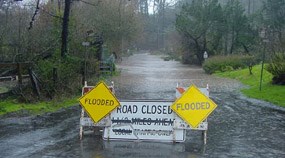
<box><xmin>0</xmin><ymin>0</ymin><xmax>284</xmax><ymax>101</ymax></box>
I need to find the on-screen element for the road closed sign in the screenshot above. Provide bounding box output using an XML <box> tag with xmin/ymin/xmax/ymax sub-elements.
<box><xmin>171</xmin><ymin>84</ymin><xmax>217</xmax><ymax>128</ymax></box>
<box><xmin>103</xmin><ymin>101</ymin><xmax>185</xmax><ymax>142</ymax></box>
<box><xmin>79</xmin><ymin>81</ymin><xmax>120</xmax><ymax>123</ymax></box>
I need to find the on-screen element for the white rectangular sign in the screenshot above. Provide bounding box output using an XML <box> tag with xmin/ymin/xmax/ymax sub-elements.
<box><xmin>173</xmin><ymin>119</ymin><xmax>208</xmax><ymax>130</ymax></box>
<box><xmin>103</xmin><ymin>101</ymin><xmax>185</xmax><ymax>142</ymax></box>
<box><xmin>80</xmin><ymin>117</ymin><xmax>111</xmax><ymax>127</ymax></box>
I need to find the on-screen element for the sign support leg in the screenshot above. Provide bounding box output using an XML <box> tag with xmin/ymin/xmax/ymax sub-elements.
<box><xmin>203</xmin><ymin>130</ymin><xmax>207</xmax><ymax>145</ymax></box>
<box><xmin>107</xmin><ymin>114</ymin><xmax>111</xmax><ymax>141</ymax></box>
<box><xmin>79</xmin><ymin>108</ymin><xmax>85</xmax><ymax>140</ymax></box>
<box><xmin>202</xmin><ymin>119</ymin><xmax>207</xmax><ymax>145</ymax></box>
<box><xmin>173</xmin><ymin>115</ymin><xmax>177</xmax><ymax>143</ymax></box>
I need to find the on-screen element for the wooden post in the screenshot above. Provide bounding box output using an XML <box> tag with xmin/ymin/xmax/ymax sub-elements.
<box><xmin>17</xmin><ymin>63</ymin><xmax>22</xmax><ymax>85</ymax></box>
<box><xmin>53</xmin><ymin>67</ymin><xmax>58</xmax><ymax>85</ymax></box>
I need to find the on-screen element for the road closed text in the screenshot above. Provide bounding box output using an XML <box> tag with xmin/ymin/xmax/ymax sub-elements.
<box><xmin>84</xmin><ymin>98</ymin><xmax>115</xmax><ymax>106</ymax></box>
<box><xmin>175</xmin><ymin>102</ymin><xmax>210</xmax><ymax>110</ymax></box>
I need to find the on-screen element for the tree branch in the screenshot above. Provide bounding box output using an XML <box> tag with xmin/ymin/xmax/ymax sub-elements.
<box><xmin>28</xmin><ymin>0</ymin><xmax>40</xmax><ymax>30</ymax></box>
<box><xmin>75</xmin><ymin>0</ymin><xmax>101</xmax><ymax>7</ymax></box>
<box><xmin>41</xmin><ymin>8</ymin><xmax>63</xmax><ymax>19</ymax></box>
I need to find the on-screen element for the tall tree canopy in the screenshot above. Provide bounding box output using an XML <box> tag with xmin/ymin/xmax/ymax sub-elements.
<box><xmin>176</xmin><ymin>0</ymin><xmax>224</xmax><ymax>64</ymax></box>
<box><xmin>262</xmin><ymin>0</ymin><xmax>285</xmax><ymax>52</ymax></box>
<box><xmin>175</xmin><ymin>0</ymin><xmax>256</xmax><ymax>64</ymax></box>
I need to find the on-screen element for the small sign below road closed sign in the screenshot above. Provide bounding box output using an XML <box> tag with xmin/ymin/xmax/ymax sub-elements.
<box><xmin>171</xmin><ymin>84</ymin><xmax>217</xmax><ymax>128</ymax></box>
<box><xmin>79</xmin><ymin>81</ymin><xmax>120</xmax><ymax>123</ymax></box>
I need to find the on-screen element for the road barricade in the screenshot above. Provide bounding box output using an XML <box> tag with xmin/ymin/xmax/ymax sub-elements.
<box><xmin>79</xmin><ymin>82</ymin><xmax>214</xmax><ymax>145</ymax></box>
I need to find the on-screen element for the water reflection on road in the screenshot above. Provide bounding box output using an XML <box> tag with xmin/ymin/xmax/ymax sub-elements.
<box><xmin>0</xmin><ymin>52</ymin><xmax>284</xmax><ymax>158</ymax></box>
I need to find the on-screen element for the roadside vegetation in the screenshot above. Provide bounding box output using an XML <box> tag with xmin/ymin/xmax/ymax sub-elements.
<box><xmin>0</xmin><ymin>0</ymin><xmax>142</xmax><ymax>104</ymax></box>
<box><xmin>174</xmin><ymin>0</ymin><xmax>285</xmax><ymax>107</ymax></box>
<box><xmin>1</xmin><ymin>0</ymin><xmax>285</xmax><ymax>115</ymax></box>
<box><xmin>202</xmin><ymin>53</ymin><xmax>285</xmax><ymax>107</ymax></box>
<box><xmin>215</xmin><ymin>65</ymin><xmax>285</xmax><ymax>107</ymax></box>
<box><xmin>0</xmin><ymin>73</ymin><xmax>116</xmax><ymax>116</ymax></box>
<box><xmin>202</xmin><ymin>55</ymin><xmax>255</xmax><ymax>74</ymax></box>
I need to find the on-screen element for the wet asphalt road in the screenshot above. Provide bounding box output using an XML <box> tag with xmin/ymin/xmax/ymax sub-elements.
<box><xmin>0</xmin><ymin>52</ymin><xmax>284</xmax><ymax>158</ymax></box>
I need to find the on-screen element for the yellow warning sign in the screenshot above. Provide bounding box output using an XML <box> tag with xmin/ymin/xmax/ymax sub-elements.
<box><xmin>79</xmin><ymin>81</ymin><xmax>120</xmax><ymax>123</ymax></box>
<box><xmin>171</xmin><ymin>84</ymin><xmax>217</xmax><ymax>128</ymax></box>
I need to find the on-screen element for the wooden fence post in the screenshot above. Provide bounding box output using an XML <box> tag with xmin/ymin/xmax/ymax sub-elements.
<box><xmin>17</xmin><ymin>62</ymin><xmax>22</xmax><ymax>85</ymax></box>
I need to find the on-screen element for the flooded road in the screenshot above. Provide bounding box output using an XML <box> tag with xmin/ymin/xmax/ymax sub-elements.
<box><xmin>0</xmin><ymin>52</ymin><xmax>284</xmax><ymax>158</ymax></box>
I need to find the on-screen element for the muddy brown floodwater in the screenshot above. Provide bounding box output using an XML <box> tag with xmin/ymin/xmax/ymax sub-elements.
<box><xmin>0</xmin><ymin>52</ymin><xmax>284</xmax><ymax>158</ymax></box>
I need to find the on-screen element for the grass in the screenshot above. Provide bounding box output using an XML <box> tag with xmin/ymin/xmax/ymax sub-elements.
<box><xmin>215</xmin><ymin>65</ymin><xmax>285</xmax><ymax>107</ymax></box>
<box><xmin>0</xmin><ymin>96</ymin><xmax>79</xmax><ymax>116</ymax></box>
<box><xmin>0</xmin><ymin>71</ymin><xmax>118</xmax><ymax>116</ymax></box>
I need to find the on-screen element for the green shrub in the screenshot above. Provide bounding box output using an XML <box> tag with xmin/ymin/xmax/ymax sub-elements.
<box><xmin>202</xmin><ymin>55</ymin><xmax>255</xmax><ymax>74</ymax></box>
<box><xmin>182</xmin><ymin>52</ymin><xmax>200</xmax><ymax>65</ymax></box>
<box><xmin>266</xmin><ymin>53</ymin><xmax>285</xmax><ymax>85</ymax></box>
<box><xmin>31</xmin><ymin>53</ymin><xmax>83</xmax><ymax>101</ymax></box>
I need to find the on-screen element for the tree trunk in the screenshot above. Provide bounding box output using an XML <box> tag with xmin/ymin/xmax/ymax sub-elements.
<box><xmin>248</xmin><ymin>0</ymin><xmax>251</xmax><ymax>14</ymax></box>
<box><xmin>161</xmin><ymin>0</ymin><xmax>165</xmax><ymax>48</ymax></box>
<box><xmin>193</xmin><ymin>38</ymin><xmax>202</xmax><ymax>65</ymax></box>
<box><xmin>61</xmin><ymin>0</ymin><xmax>71</xmax><ymax>58</ymax></box>
<box><xmin>230</xmin><ymin>27</ymin><xmax>235</xmax><ymax>54</ymax></box>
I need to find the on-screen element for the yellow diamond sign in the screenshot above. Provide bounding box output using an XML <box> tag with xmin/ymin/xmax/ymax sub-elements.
<box><xmin>79</xmin><ymin>81</ymin><xmax>120</xmax><ymax>123</ymax></box>
<box><xmin>171</xmin><ymin>84</ymin><xmax>217</xmax><ymax>128</ymax></box>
